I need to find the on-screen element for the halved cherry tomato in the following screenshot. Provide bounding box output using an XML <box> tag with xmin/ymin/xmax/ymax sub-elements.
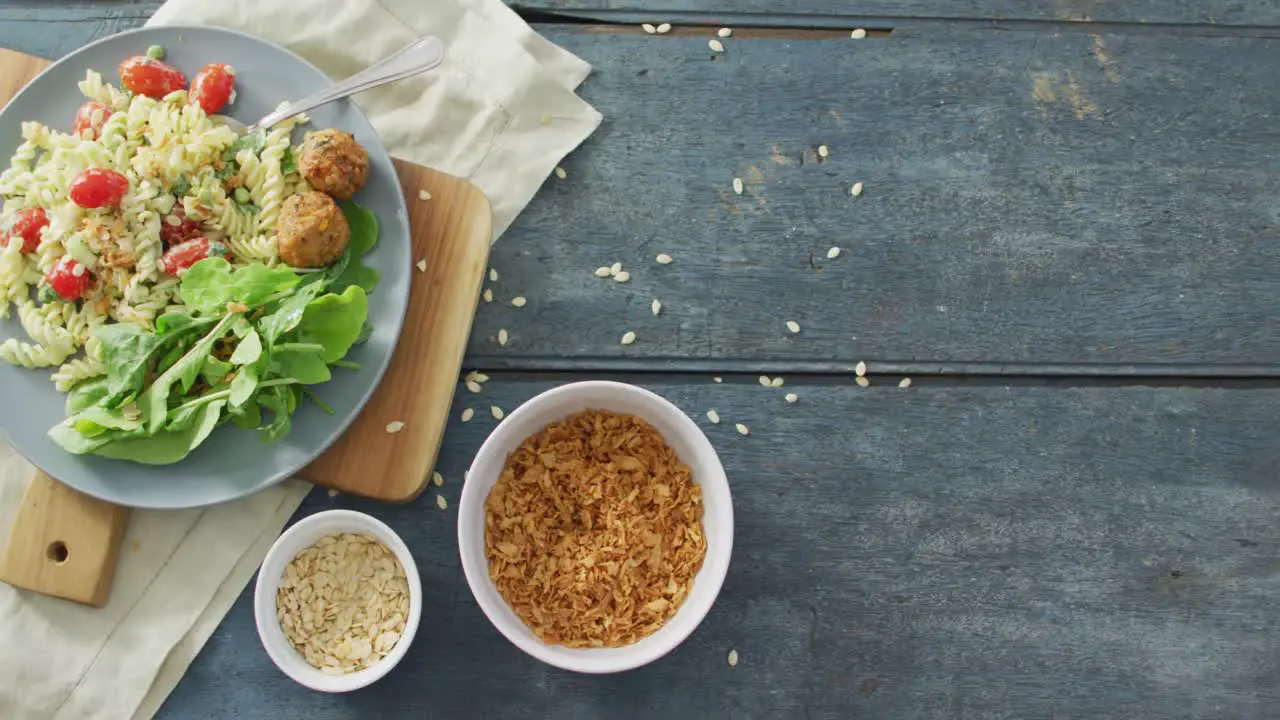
<box><xmin>46</xmin><ymin>256</ymin><xmax>93</xmax><ymax>301</ymax></box>
<box><xmin>6</xmin><ymin>208</ymin><xmax>49</xmax><ymax>253</ymax></box>
<box><xmin>118</xmin><ymin>55</ymin><xmax>186</xmax><ymax>99</ymax></box>
<box><xmin>160</xmin><ymin>236</ymin><xmax>227</xmax><ymax>274</ymax></box>
<box><xmin>68</xmin><ymin>168</ymin><xmax>129</xmax><ymax>209</ymax></box>
<box><xmin>189</xmin><ymin>63</ymin><xmax>235</xmax><ymax>116</ymax></box>
<box><xmin>72</xmin><ymin>101</ymin><xmax>113</xmax><ymax>141</ymax></box>
<box><xmin>159</xmin><ymin>206</ymin><xmax>203</xmax><ymax>246</ymax></box>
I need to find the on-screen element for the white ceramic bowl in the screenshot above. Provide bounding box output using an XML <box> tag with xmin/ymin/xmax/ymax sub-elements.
<box><xmin>254</xmin><ymin>509</ymin><xmax>422</xmax><ymax>692</ymax></box>
<box><xmin>458</xmin><ymin>380</ymin><xmax>734</xmax><ymax>674</ymax></box>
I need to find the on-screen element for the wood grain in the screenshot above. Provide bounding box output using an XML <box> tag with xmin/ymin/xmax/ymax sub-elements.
<box><xmin>0</xmin><ymin>470</ymin><xmax>128</xmax><ymax>607</ymax></box>
<box><xmin>161</xmin><ymin>380</ymin><xmax>1280</xmax><ymax>719</ymax></box>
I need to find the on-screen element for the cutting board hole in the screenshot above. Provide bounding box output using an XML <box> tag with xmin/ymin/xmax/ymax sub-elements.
<box><xmin>46</xmin><ymin>541</ymin><xmax>69</xmax><ymax>564</ymax></box>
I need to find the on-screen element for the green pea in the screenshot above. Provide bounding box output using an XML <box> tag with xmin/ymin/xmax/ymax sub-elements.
<box><xmin>233</xmin><ymin>187</ymin><xmax>250</xmax><ymax>204</ymax></box>
<box><xmin>146</xmin><ymin>45</ymin><xmax>165</xmax><ymax>60</ymax></box>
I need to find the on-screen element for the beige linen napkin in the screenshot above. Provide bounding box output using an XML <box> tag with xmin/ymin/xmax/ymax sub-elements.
<box><xmin>0</xmin><ymin>1</ymin><xmax>601</xmax><ymax>717</ymax></box>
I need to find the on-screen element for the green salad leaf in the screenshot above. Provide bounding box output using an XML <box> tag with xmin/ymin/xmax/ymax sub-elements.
<box><xmin>179</xmin><ymin>258</ymin><xmax>301</xmax><ymax>315</ymax></box>
<box><xmin>331</xmin><ymin>202</ymin><xmax>380</xmax><ymax>294</ymax></box>
<box><xmin>294</xmin><ymin>285</ymin><xmax>369</xmax><ymax>363</ymax></box>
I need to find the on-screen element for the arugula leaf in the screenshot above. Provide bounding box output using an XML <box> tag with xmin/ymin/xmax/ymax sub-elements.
<box><xmin>330</xmin><ymin>202</ymin><xmax>380</xmax><ymax>294</ymax></box>
<box><xmin>231</xmin><ymin>401</ymin><xmax>262</xmax><ymax>429</ymax></box>
<box><xmin>275</xmin><ymin>349</ymin><xmax>330</xmax><ymax>384</ymax></box>
<box><xmin>66</xmin><ymin>378</ymin><xmax>110</xmax><ymax>416</ymax></box>
<box><xmin>48</xmin><ymin>422</ymin><xmax>114</xmax><ymax>455</ymax></box>
<box><xmin>230</xmin><ymin>365</ymin><xmax>259</xmax><ymax>407</ymax></box>
<box><xmin>91</xmin><ymin>399</ymin><xmax>226</xmax><ymax>464</ymax></box>
<box><xmin>201</xmin><ymin>356</ymin><xmax>233</xmax><ymax>385</ymax></box>
<box><xmin>230</xmin><ymin>330</ymin><xmax>262</xmax><ymax>365</ymax></box>
<box><xmin>180</xmin><ymin>258</ymin><xmax>301</xmax><ymax>315</ymax></box>
<box><xmin>257</xmin><ymin>385</ymin><xmax>293</xmax><ymax>443</ymax></box>
<box><xmin>293</xmin><ymin>285</ymin><xmax>369</xmax><ymax>363</ymax></box>
<box><xmin>281</xmin><ymin>147</ymin><xmax>297</xmax><ymax>176</ymax></box>
<box><xmin>92</xmin><ymin>323</ymin><xmax>167</xmax><ymax>407</ymax></box>
<box><xmin>155</xmin><ymin>311</ymin><xmax>213</xmax><ymax>336</ymax></box>
<box><xmin>139</xmin><ymin>314</ymin><xmax>236</xmax><ymax>433</ymax></box>
<box><xmin>258</xmin><ymin>280</ymin><xmax>327</xmax><ymax>345</ymax></box>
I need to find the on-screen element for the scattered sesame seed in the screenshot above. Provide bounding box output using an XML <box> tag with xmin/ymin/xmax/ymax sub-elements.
<box><xmin>554</xmin><ymin>166</ymin><xmax>568</xmax><ymax>180</ymax></box>
<box><xmin>656</xmin><ymin>253</ymin><xmax>673</xmax><ymax>265</ymax></box>
<box><xmin>614</xmin><ymin>271</ymin><xmax>631</xmax><ymax>283</ymax></box>
<box><xmin>436</xmin><ymin>495</ymin><xmax>448</xmax><ymax>510</ymax></box>
<box><xmin>899</xmin><ymin>377</ymin><xmax>912</xmax><ymax>388</ymax></box>
<box><xmin>610</xmin><ymin>261</ymin><xmax>623</xmax><ymax>275</ymax></box>
<box><xmin>416</xmin><ymin>258</ymin><xmax>427</xmax><ymax>272</ymax></box>
<box><xmin>461</xmin><ymin>408</ymin><xmax>474</xmax><ymax>422</ymax></box>
<box><xmin>483</xmin><ymin>288</ymin><xmax>493</xmax><ymax>303</ymax></box>
<box><xmin>758</xmin><ymin>375</ymin><xmax>772</xmax><ymax>387</ymax></box>
<box><xmin>851</xmin><ymin>181</ymin><xmax>864</xmax><ymax>197</ymax></box>
<box><xmin>642</xmin><ymin>23</ymin><xmax>657</xmax><ymax>34</ymax></box>
<box><xmin>466</xmin><ymin>380</ymin><xmax>482</xmax><ymax>393</ymax></box>
<box><xmin>851</xmin><ymin>28</ymin><xmax>867</xmax><ymax>39</ymax></box>
<box><xmin>656</xmin><ymin>22</ymin><xmax>672</xmax><ymax>34</ymax></box>
<box><xmin>855</xmin><ymin>361</ymin><xmax>867</xmax><ymax>377</ymax></box>
<box><xmin>385</xmin><ymin>421</ymin><xmax>405</xmax><ymax>433</ymax></box>
<box><xmin>718</xmin><ymin>27</ymin><xmax>733</xmax><ymax>38</ymax></box>
<box><xmin>511</xmin><ymin>296</ymin><xmax>527</xmax><ymax>307</ymax></box>
<box><xmin>735</xmin><ymin>423</ymin><xmax>749</xmax><ymax>436</ymax></box>
<box><xmin>706</xmin><ymin>409</ymin><xmax>721</xmax><ymax>424</ymax></box>
<box><xmin>714</xmin><ymin>377</ymin><xmax>723</xmax><ymax>383</ymax></box>
<box><xmin>594</xmin><ymin>266</ymin><xmax>613</xmax><ymax>277</ymax></box>
<box><xmin>770</xmin><ymin>376</ymin><xmax>784</xmax><ymax>388</ymax></box>
<box><xmin>732</xmin><ymin>177</ymin><xmax>744</xmax><ymax>195</ymax></box>
<box><xmin>785</xmin><ymin>393</ymin><xmax>798</xmax><ymax>403</ymax></box>
<box><xmin>651</xmin><ymin>299</ymin><xmax>662</xmax><ymax>316</ymax></box>
<box><xmin>467</xmin><ymin>371</ymin><xmax>490</xmax><ymax>383</ymax></box>
<box><xmin>498</xmin><ymin>328</ymin><xmax>509</xmax><ymax>346</ymax></box>
<box><xmin>621</xmin><ymin>331</ymin><xmax>637</xmax><ymax>345</ymax></box>
<box><xmin>432</xmin><ymin>471</ymin><xmax>444</xmax><ymax>487</ymax></box>
<box><xmin>709</xmin><ymin>39</ymin><xmax>726</xmax><ymax>52</ymax></box>
<box><xmin>786</xmin><ymin>320</ymin><xmax>801</xmax><ymax>334</ymax></box>
<box><xmin>491</xmin><ymin>405</ymin><xmax>505</xmax><ymax>419</ymax></box>
<box><xmin>418</xmin><ymin>190</ymin><xmax>431</xmax><ymax>201</ymax></box>
<box><xmin>856</xmin><ymin>376</ymin><xmax>871</xmax><ymax>388</ymax></box>
<box><xmin>826</xmin><ymin>247</ymin><xmax>841</xmax><ymax>259</ymax></box>
<box><xmin>818</xmin><ymin>144</ymin><xmax>829</xmax><ymax>158</ymax></box>
<box><xmin>489</xmin><ymin>268</ymin><xmax>498</xmax><ymax>282</ymax></box>
<box><xmin>728</xmin><ymin>649</ymin><xmax>739</xmax><ymax>666</ymax></box>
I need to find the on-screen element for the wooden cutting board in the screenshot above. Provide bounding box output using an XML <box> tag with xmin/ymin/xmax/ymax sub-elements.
<box><xmin>0</xmin><ymin>49</ymin><xmax>492</xmax><ymax>606</ymax></box>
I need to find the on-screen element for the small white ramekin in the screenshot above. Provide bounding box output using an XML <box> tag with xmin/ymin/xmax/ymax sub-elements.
<box><xmin>458</xmin><ymin>380</ymin><xmax>734</xmax><ymax>674</ymax></box>
<box><xmin>254</xmin><ymin>509</ymin><xmax>422</xmax><ymax>692</ymax></box>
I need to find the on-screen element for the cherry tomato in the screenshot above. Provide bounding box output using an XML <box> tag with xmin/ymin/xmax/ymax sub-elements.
<box><xmin>68</xmin><ymin>168</ymin><xmax>129</xmax><ymax>209</ymax></box>
<box><xmin>160</xmin><ymin>236</ymin><xmax>221</xmax><ymax>274</ymax></box>
<box><xmin>72</xmin><ymin>101</ymin><xmax>113</xmax><ymax>141</ymax></box>
<box><xmin>6</xmin><ymin>208</ymin><xmax>49</xmax><ymax>253</ymax></box>
<box><xmin>159</xmin><ymin>206</ymin><xmax>203</xmax><ymax>246</ymax></box>
<box><xmin>189</xmin><ymin>63</ymin><xmax>235</xmax><ymax>116</ymax></box>
<box><xmin>45</xmin><ymin>256</ymin><xmax>93</xmax><ymax>301</ymax></box>
<box><xmin>118</xmin><ymin>55</ymin><xmax>186</xmax><ymax>99</ymax></box>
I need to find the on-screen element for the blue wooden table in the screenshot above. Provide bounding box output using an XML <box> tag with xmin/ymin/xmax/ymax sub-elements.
<box><xmin>5</xmin><ymin>1</ymin><xmax>1280</xmax><ymax>717</ymax></box>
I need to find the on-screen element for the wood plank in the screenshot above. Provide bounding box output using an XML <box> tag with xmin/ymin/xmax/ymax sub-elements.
<box><xmin>159</xmin><ymin>379</ymin><xmax>1280</xmax><ymax>718</ymax></box>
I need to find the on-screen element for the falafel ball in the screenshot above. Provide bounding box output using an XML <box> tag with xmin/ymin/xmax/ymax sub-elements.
<box><xmin>296</xmin><ymin>129</ymin><xmax>370</xmax><ymax>200</ymax></box>
<box><xmin>276</xmin><ymin>191</ymin><xmax>350</xmax><ymax>268</ymax></box>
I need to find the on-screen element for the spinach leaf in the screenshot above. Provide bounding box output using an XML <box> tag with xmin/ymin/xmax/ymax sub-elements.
<box><xmin>65</xmin><ymin>378</ymin><xmax>110</xmax><ymax>416</ymax></box>
<box><xmin>91</xmin><ymin>399</ymin><xmax>226</xmax><ymax>464</ymax></box>
<box><xmin>230</xmin><ymin>330</ymin><xmax>262</xmax><ymax>366</ymax></box>
<box><xmin>231</xmin><ymin>401</ymin><xmax>262</xmax><ymax>429</ymax></box>
<box><xmin>275</xmin><ymin>349</ymin><xmax>330</xmax><ymax>384</ymax></box>
<box><xmin>92</xmin><ymin>323</ymin><xmax>166</xmax><ymax>407</ymax></box>
<box><xmin>139</xmin><ymin>314</ymin><xmax>236</xmax><ymax>433</ymax></box>
<box><xmin>69</xmin><ymin>405</ymin><xmax>142</xmax><ymax>437</ymax></box>
<box><xmin>201</xmin><ymin>356</ymin><xmax>233</xmax><ymax>385</ymax></box>
<box><xmin>179</xmin><ymin>258</ymin><xmax>301</xmax><ymax>316</ymax></box>
<box><xmin>330</xmin><ymin>202</ymin><xmax>380</xmax><ymax>294</ymax></box>
<box><xmin>257</xmin><ymin>385</ymin><xmax>293</xmax><ymax>443</ymax></box>
<box><xmin>48</xmin><ymin>422</ymin><xmax>114</xmax><ymax>455</ymax></box>
<box><xmin>229</xmin><ymin>365</ymin><xmax>259</xmax><ymax>407</ymax></box>
<box><xmin>292</xmin><ymin>285</ymin><xmax>369</xmax><ymax>363</ymax></box>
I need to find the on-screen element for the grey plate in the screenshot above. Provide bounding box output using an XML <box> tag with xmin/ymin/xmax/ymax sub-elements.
<box><xmin>0</xmin><ymin>26</ymin><xmax>411</xmax><ymax>509</ymax></box>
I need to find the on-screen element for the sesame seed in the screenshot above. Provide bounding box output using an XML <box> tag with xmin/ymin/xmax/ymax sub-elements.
<box><xmin>610</xmin><ymin>261</ymin><xmax>623</xmax><ymax>275</ymax></box>
<box><xmin>856</xmin><ymin>376</ymin><xmax>870</xmax><ymax>387</ymax></box>
<box><xmin>416</xmin><ymin>258</ymin><xmax>427</xmax><ymax>272</ymax></box>
<box><xmin>483</xmin><ymin>288</ymin><xmax>493</xmax><ymax>303</ymax></box>
<box><xmin>491</xmin><ymin>405</ymin><xmax>505</xmax><ymax>419</ymax></box>
<box><xmin>656</xmin><ymin>22</ymin><xmax>672</xmax><ymax>34</ymax></box>
<box><xmin>818</xmin><ymin>145</ymin><xmax>829</xmax><ymax>158</ymax></box>
<box><xmin>851</xmin><ymin>181</ymin><xmax>864</xmax><ymax>197</ymax></box>
<box><xmin>855</xmin><ymin>361</ymin><xmax>867</xmax><ymax>377</ymax></box>
<box><xmin>510</xmin><ymin>296</ymin><xmax>527</xmax><ymax>307</ymax></box>
<box><xmin>732</xmin><ymin>177</ymin><xmax>744</xmax><ymax>195</ymax></box>
<box><xmin>770</xmin><ymin>376</ymin><xmax>784</xmax><ymax>388</ymax></box>
<box><xmin>728</xmin><ymin>649</ymin><xmax>739</xmax><ymax>666</ymax></box>
<box><xmin>714</xmin><ymin>377</ymin><xmax>723</xmax><ymax>383</ymax></box>
<box><xmin>554</xmin><ymin>166</ymin><xmax>567</xmax><ymax>180</ymax></box>
<box><xmin>735</xmin><ymin>423</ymin><xmax>749</xmax><ymax>436</ymax></box>
<box><xmin>899</xmin><ymin>377</ymin><xmax>912</xmax><ymax>388</ymax></box>
<box><xmin>851</xmin><ymin>28</ymin><xmax>867</xmax><ymax>39</ymax></box>
<box><xmin>706</xmin><ymin>409</ymin><xmax>721</xmax><ymax>424</ymax></box>
<box><xmin>614</xmin><ymin>271</ymin><xmax>631</xmax><ymax>283</ymax></box>
<box><xmin>642</xmin><ymin>23</ymin><xmax>657</xmax><ymax>34</ymax></box>
<box><xmin>621</xmin><ymin>331</ymin><xmax>637</xmax><ymax>345</ymax></box>
<box><xmin>758</xmin><ymin>375</ymin><xmax>772</xmax><ymax>387</ymax></box>
<box><xmin>466</xmin><ymin>381</ymin><xmax>482</xmax><ymax>393</ymax></box>
<box><xmin>489</xmin><ymin>268</ymin><xmax>498</xmax><ymax>282</ymax></box>
<box><xmin>418</xmin><ymin>190</ymin><xmax>431</xmax><ymax>201</ymax></box>
<box><xmin>785</xmin><ymin>393</ymin><xmax>798</xmax><ymax>403</ymax></box>
<box><xmin>656</xmin><ymin>253</ymin><xmax>673</xmax><ymax>264</ymax></box>
<box><xmin>436</xmin><ymin>495</ymin><xmax>448</xmax><ymax>510</ymax></box>
<box><xmin>594</xmin><ymin>266</ymin><xmax>613</xmax><ymax>277</ymax></box>
<box><xmin>709</xmin><ymin>39</ymin><xmax>725</xmax><ymax>52</ymax></box>
<box><xmin>385</xmin><ymin>421</ymin><xmax>405</xmax><ymax>434</ymax></box>
<box><xmin>718</xmin><ymin>27</ymin><xmax>733</xmax><ymax>38</ymax></box>
<box><xmin>461</xmin><ymin>408</ymin><xmax>474</xmax><ymax>422</ymax></box>
<box><xmin>432</xmin><ymin>471</ymin><xmax>444</xmax><ymax>487</ymax></box>
<box><xmin>826</xmin><ymin>247</ymin><xmax>841</xmax><ymax>259</ymax></box>
<box><xmin>467</xmin><ymin>371</ymin><xmax>490</xmax><ymax>383</ymax></box>
<box><xmin>498</xmin><ymin>328</ymin><xmax>509</xmax><ymax>346</ymax></box>
<box><xmin>651</xmin><ymin>299</ymin><xmax>662</xmax><ymax>316</ymax></box>
<box><xmin>786</xmin><ymin>320</ymin><xmax>801</xmax><ymax>334</ymax></box>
